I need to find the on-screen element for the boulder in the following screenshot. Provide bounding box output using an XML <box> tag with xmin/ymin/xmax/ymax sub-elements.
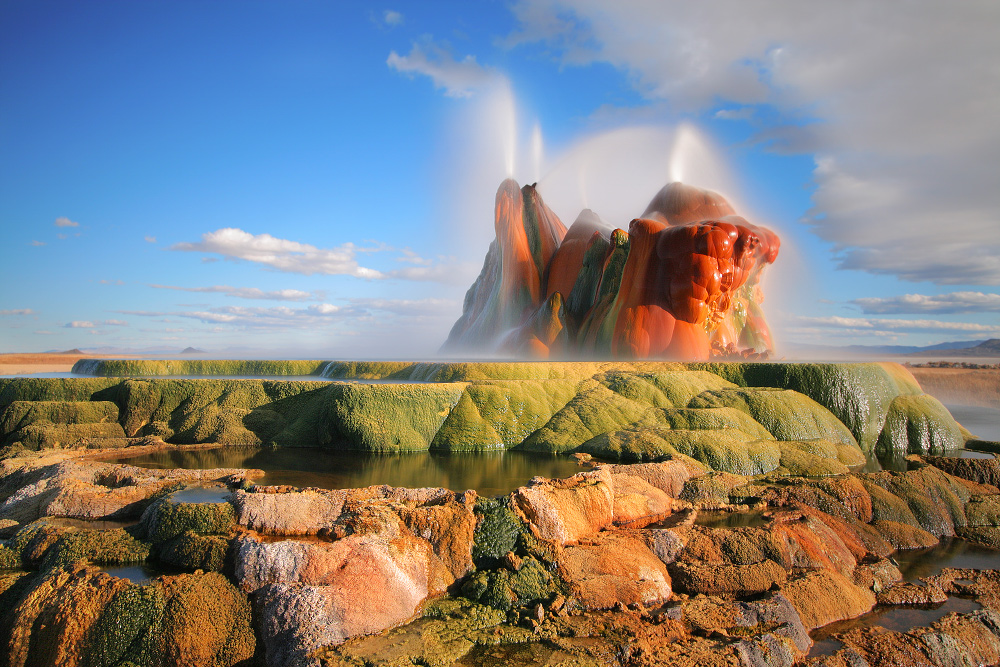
<box><xmin>556</xmin><ymin>533</ymin><xmax>672</xmax><ymax>610</ymax></box>
<box><xmin>232</xmin><ymin>488</ymin><xmax>346</xmax><ymax>535</ymax></box>
<box><xmin>610</xmin><ymin>473</ymin><xmax>675</xmax><ymax>527</ymax></box>
<box><xmin>513</xmin><ymin>467</ymin><xmax>614</xmax><ymax>544</ymax></box>
<box><xmin>669</xmin><ymin>560</ymin><xmax>786</xmax><ymax>597</ymax></box>
<box><xmin>781</xmin><ymin>570</ymin><xmax>876</xmax><ymax>631</ymax></box>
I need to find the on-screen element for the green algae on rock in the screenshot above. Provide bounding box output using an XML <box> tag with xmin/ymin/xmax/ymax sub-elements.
<box><xmin>138</xmin><ymin>498</ymin><xmax>235</xmax><ymax>543</ymax></box>
<box><xmin>876</xmin><ymin>393</ymin><xmax>965</xmax><ymax>456</ymax></box>
<box><xmin>580</xmin><ymin>426</ymin><xmax>781</xmax><ymax>474</ymax></box>
<box><xmin>319</xmin><ymin>382</ymin><xmax>467</xmax><ymax>451</ymax></box>
<box><xmin>0</xmin><ymin>360</ymin><xmax>969</xmax><ymax>467</ymax></box>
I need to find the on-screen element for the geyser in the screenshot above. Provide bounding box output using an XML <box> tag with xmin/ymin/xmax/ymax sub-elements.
<box><xmin>444</xmin><ymin>179</ymin><xmax>780</xmax><ymax>360</ymax></box>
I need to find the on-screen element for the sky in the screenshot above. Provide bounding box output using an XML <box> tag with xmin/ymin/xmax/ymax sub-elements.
<box><xmin>1</xmin><ymin>0</ymin><xmax>999</xmax><ymax>358</ymax></box>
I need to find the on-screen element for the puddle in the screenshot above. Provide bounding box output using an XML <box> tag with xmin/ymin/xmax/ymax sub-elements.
<box><xmin>809</xmin><ymin>537</ymin><xmax>1000</xmax><ymax>656</ymax></box>
<box><xmin>455</xmin><ymin>641</ymin><xmax>585</xmax><ymax>666</ymax></box>
<box><xmin>99</xmin><ymin>563</ymin><xmax>169</xmax><ymax>584</ymax></box>
<box><xmin>893</xmin><ymin>537</ymin><xmax>1000</xmax><ymax>581</ymax></box>
<box><xmin>168</xmin><ymin>486</ymin><xmax>232</xmax><ymax>504</ymax></box>
<box><xmin>954</xmin><ymin>449</ymin><xmax>996</xmax><ymax>459</ymax></box>
<box><xmin>809</xmin><ymin>596</ymin><xmax>982</xmax><ymax>656</ymax></box>
<box><xmin>114</xmin><ymin>447</ymin><xmax>587</xmax><ymax>497</ymax></box>
<box><xmin>694</xmin><ymin>510</ymin><xmax>769</xmax><ymax>529</ymax></box>
<box><xmin>45</xmin><ymin>517</ymin><xmax>138</xmax><ymax>531</ymax></box>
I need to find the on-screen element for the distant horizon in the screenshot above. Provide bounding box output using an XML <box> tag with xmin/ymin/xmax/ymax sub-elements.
<box><xmin>9</xmin><ymin>336</ymin><xmax>1000</xmax><ymax>364</ymax></box>
<box><xmin>2</xmin><ymin>2</ymin><xmax>998</xmax><ymax>356</ymax></box>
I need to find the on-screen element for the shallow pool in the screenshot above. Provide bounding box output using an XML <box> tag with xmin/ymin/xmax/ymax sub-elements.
<box><xmin>809</xmin><ymin>537</ymin><xmax>1000</xmax><ymax>656</ymax></box>
<box><xmin>113</xmin><ymin>447</ymin><xmax>589</xmax><ymax>497</ymax></box>
<box><xmin>947</xmin><ymin>403</ymin><xmax>1000</xmax><ymax>442</ymax></box>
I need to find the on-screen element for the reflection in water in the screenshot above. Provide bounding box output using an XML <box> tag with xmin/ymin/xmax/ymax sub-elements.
<box><xmin>99</xmin><ymin>563</ymin><xmax>174</xmax><ymax>584</ymax></box>
<box><xmin>862</xmin><ymin>447</ymin><xmax>995</xmax><ymax>474</ymax></box>
<box><xmin>114</xmin><ymin>447</ymin><xmax>586</xmax><ymax>497</ymax></box>
<box><xmin>810</xmin><ymin>596</ymin><xmax>981</xmax><ymax>656</ymax></box>
<box><xmin>46</xmin><ymin>517</ymin><xmax>138</xmax><ymax>531</ymax></box>
<box><xmin>168</xmin><ymin>486</ymin><xmax>232</xmax><ymax>504</ymax></box>
<box><xmin>893</xmin><ymin>537</ymin><xmax>1000</xmax><ymax>581</ymax></box>
<box><xmin>809</xmin><ymin>538</ymin><xmax>1000</xmax><ymax>657</ymax></box>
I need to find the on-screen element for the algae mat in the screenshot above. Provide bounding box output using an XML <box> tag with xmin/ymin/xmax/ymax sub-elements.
<box><xmin>0</xmin><ymin>361</ymin><xmax>971</xmax><ymax>476</ymax></box>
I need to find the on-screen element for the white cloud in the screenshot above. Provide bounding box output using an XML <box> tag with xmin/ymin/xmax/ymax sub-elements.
<box><xmin>149</xmin><ymin>284</ymin><xmax>319</xmax><ymax>302</ymax></box>
<box><xmin>171</xmin><ymin>228</ymin><xmax>465</xmax><ymax>283</ymax></box>
<box><xmin>65</xmin><ymin>321</ymin><xmax>95</xmax><ymax>328</ymax></box>
<box><xmin>174</xmin><ymin>304</ymin><xmax>360</xmax><ymax>328</ymax></box>
<box><xmin>388</xmin><ymin>41</ymin><xmax>501</xmax><ymax>98</ymax></box>
<box><xmin>33</xmin><ymin>330</ymin><xmax>54</xmax><ymax>335</ymax></box>
<box><xmin>0</xmin><ymin>309</ymin><xmax>34</xmax><ymax>316</ymax></box>
<box><xmin>505</xmin><ymin>0</ymin><xmax>1000</xmax><ymax>285</ymax></box>
<box><xmin>121</xmin><ymin>298</ymin><xmax>459</xmax><ymax>332</ymax></box>
<box><xmin>54</xmin><ymin>217</ymin><xmax>79</xmax><ymax>228</ymax></box>
<box><xmin>102</xmin><ymin>319</ymin><xmax>129</xmax><ymax>326</ymax></box>
<box><xmin>383</xmin><ymin>9</ymin><xmax>403</xmax><ymax>26</ymax></box>
<box><xmin>791</xmin><ymin>315</ymin><xmax>1000</xmax><ymax>336</ymax></box>
<box><xmin>171</xmin><ymin>228</ymin><xmax>384</xmax><ymax>278</ymax></box>
<box><xmin>853</xmin><ymin>292</ymin><xmax>1000</xmax><ymax>315</ymax></box>
<box><xmin>347</xmin><ymin>297</ymin><xmax>459</xmax><ymax>316</ymax></box>
<box><xmin>30</xmin><ymin>240</ymin><xmax>45</xmax><ymax>247</ymax></box>
<box><xmin>144</xmin><ymin>235</ymin><xmax>157</xmax><ymax>243</ymax></box>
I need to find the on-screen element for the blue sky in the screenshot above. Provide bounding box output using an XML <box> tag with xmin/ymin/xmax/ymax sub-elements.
<box><xmin>2</xmin><ymin>0</ymin><xmax>998</xmax><ymax>358</ymax></box>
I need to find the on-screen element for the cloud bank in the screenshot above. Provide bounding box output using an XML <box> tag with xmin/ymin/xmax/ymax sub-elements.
<box><xmin>505</xmin><ymin>0</ymin><xmax>1000</xmax><ymax>285</ymax></box>
<box><xmin>853</xmin><ymin>291</ymin><xmax>1000</xmax><ymax>315</ymax></box>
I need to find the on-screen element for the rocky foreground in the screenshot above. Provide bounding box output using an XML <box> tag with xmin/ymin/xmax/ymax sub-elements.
<box><xmin>1</xmin><ymin>445</ymin><xmax>1000</xmax><ymax>667</ymax></box>
<box><xmin>0</xmin><ymin>360</ymin><xmax>997</xmax><ymax>666</ymax></box>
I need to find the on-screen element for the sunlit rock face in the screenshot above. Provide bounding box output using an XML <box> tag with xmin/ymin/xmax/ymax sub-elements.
<box><xmin>444</xmin><ymin>179</ymin><xmax>780</xmax><ymax>360</ymax></box>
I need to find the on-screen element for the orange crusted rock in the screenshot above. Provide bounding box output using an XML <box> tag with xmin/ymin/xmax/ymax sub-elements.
<box><xmin>444</xmin><ymin>179</ymin><xmax>780</xmax><ymax>361</ymax></box>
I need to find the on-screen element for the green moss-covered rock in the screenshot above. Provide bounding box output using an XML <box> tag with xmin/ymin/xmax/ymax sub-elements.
<box><xmin>875</xmin><ymin>394</ymin><xmax>964</xmax><ymax>456</ymax></box>
<box><xmin>40</xmin><ymin>528</ymin><xmax>150</xmax><ymax>570</ymax></box>
<box><xmin>688</xmin><ymin>387</ymin><xmax>859</xmax><ymax>448</ymax></box>
<box><xmin>431</xmin><ymin>380</ymin><xmax>578</xmax><ymax>451</ymax></box>
<box><xmin>157</xmin><ymin>531</ymin><xmax>229</xmax><ymax>572</ymax></box>
<box><xmin>89</xmin><ymin>584</ymin><xmax>167</xmax><ymax>667</ymax></box>
<box><xmin>319</xmin><ymin>382</ymin><xmax>466</xmax><ymax>451</ymax></box>
<box><xmin>157</xmin><ymin>571</ymin><xmax>256</xmax><ymax>666</ymax></box>
<box><xmin>73</xmin><ymin>358</ymin><xmax>330</xmax><ymax>377</ymax></box>
<box><xmin>460</xmin><ymin>556</ymin><xmax>555</xmax><ymax>611</ymax></box>
<box><xmin>0</xmin><ymin>377</ymin><xmax>121</xmax><ymax>412</ymax></box>
<box><xmin>139</xmin><ymin>499</ymin><xmax>235</xmax><ymax>543</ymax></box>
<box><xmin>0</xmin><ymin>544</ymin><xmax>18</xmax><ymax>568</ymax></box>
<box><xmin>692</xmin><ymin>362</ymin><xmax>922</xmax><ymax>454</ymax></box>
<box><xmin>471</xmin><ymin>498</ymin><xmax>523</xmax><ymax>568</ymax></box>
<box><xmin>579</xmin><ymin>426</ymin><xmax>781</xmax><ymax>474</ymax></box>
<box><xmin>7</xmin><ymin>520</ymin><xmax>72</xmax><ymax>566</ymax></box>
<box><xmin>0</xmin><ymin>400</ymin><xmax>119</xmax><ymax>435</ymax></box>
<box><xmin>775</xmin><ymin>440</ymin><xmax>854</xmax><ymax>476</ymax></box>
<box><xmin>597</xmin><ymin>370</ymin><xmax>737</xmax><ymax>409</ymax></box>
<box><xmin>636</xmin><ymin>406</ymin><xmax>775</xmax><ymax>440</ymax></box>
<box><xmin>518</xmin><ymin>382</ymin><xmax>651</xmax><ymax>453</ymax></box>
<box><xmin>6</xmin><ymin>422</ymin><xmax>128</xmax><ymax>450</ymax></box>
<box><xmin>116</xmin><ymin>378</ymin><xmax>329</xmax><ymax>443</ymax></box>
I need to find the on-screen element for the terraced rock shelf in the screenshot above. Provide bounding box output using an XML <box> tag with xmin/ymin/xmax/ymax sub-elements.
<box><xmin>0</xmin><ymin>360</ymin><xmax>997</xmax><ymax>666</ymax></box>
